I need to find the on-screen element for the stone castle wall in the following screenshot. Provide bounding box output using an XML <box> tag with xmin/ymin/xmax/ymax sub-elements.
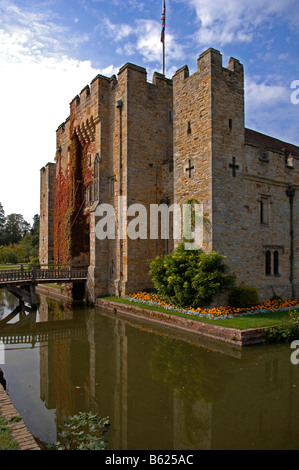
<box><xmin>39</xmin><ymin>162</ymin><xmax>56</xmax><ymax>266</ymax></box>
<box><xmin>173</xmin><ymin>48</ymin><xmax>299</xmax><ymax>301</ymax></box>
<box><xmin>44</xmin><ymin>64</ymin><xmax>173</xmax><ymax>300</ymax></box>
<box><xmin>40</xmin><ymin>47</ymin><xmax>299</xmax><ymax>303</ymax></box>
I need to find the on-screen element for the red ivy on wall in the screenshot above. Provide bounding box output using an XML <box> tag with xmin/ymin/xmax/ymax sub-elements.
<box><xmin>53</xmin><ymin>120</ymin><xmax>93</xmax><ymax>266</ymax></box>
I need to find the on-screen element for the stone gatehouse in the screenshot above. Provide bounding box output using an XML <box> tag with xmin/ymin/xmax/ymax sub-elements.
<box><xmin>39</xmin><ymin>48</ymin><xmax>299</xmax><ymax>302</ymax></box>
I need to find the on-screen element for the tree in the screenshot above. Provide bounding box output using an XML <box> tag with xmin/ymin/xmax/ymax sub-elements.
<box><xmin>0</xmin><ymin>203</ymin><xmax>5</xmax><ymax>245</ymax></box>
<box><xmin>149</xmin><ymin>242</ymin><xmax>236</xmax><ymax>308</ymax></box>
<box><xmin>29</xmin><ymin>214</ymin><xmax>39</xmax><ymax>250</ymax></box>
<box><xmin>2</xmin><ymin>213</ymin><xmax>31</xmax><ymax>245</ymax></box>
<box><xmin>30</xmin><ymin>214</ymin><xmax>39</xmax><ymax>236</ymax></box>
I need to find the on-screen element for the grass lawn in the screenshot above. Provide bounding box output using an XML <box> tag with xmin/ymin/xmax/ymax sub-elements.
<box><xmin>43</xmin><ymin>283</ymin><xmax>65</xmax><ymax>291</ymax></box>
<box><xmin>0</xmin><ymin>416</ymin><xmax>20</xmax><ymax>450</ymax></box>
<box><xmin>0</xmin><ymin>264</ymin><xmax>31</xmax><ymax>271</ymax></box>
<box><xmin>101</xmin><ymin>296</ymin><xmax>294</xmax><ymax>330</ymax></box>
<box><xmin>0</xmin><ymin>264</ymin><xmax>21</xmax><ymax>271</ymax></box>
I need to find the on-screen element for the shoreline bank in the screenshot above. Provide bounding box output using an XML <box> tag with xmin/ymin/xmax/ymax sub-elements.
<box><xmin>0</xmin><ymin>384</ymin><xmax>40</xmax><ymax>450</ymax></box>
<box><xmin>95</xmin><ymin>298</ymin><xmax>269</xmax><ymax>347</ymax></box>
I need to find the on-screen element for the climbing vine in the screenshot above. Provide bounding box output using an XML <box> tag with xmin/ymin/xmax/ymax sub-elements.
<box><xmin>53</xmin><ymin>118</ymin><xmax>94</xmax><ymax>265</ymax></box>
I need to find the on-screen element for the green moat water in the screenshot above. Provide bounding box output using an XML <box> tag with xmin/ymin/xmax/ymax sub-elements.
<box><xmin>1</xmin><ymin>289</ymin><xmax>299</xmax><ymax>450</ymax></box>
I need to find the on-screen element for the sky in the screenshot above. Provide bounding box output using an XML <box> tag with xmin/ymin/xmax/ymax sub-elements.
<box><xmin>0</xmin><ymin>0</ymin><xmax>298</xmax><ymax>225</ymax></box>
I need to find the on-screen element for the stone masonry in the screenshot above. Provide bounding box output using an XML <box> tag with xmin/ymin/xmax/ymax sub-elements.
<box><xmin>39</xmin><ymin>47</ymin><xmax>299</xmax><ymax>303</ymax></box>
<box><xmin>39</xmin><ymin>162</ymin><xmax>56</xmax><ymax>266</ymax></box>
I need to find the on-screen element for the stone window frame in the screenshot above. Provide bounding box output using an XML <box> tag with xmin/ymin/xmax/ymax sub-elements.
<box><xmin>259</xmin><ymin>150</ymin><xmax>270</xmax><ymax>163</ymax></box>
<box><xmin>257</xmin><ymin>193</ymin><xmax>272</xmax><ymax>226</ymax></box>
<box><xmin>93</xmin><ymin>153</ymin><xmax>101</xmax><ymax>202</ymax></box>
<box><xmin>263</xmin><ymin>245</ymin><xmax>284</xmax><ymax>277</ymax></box>
<box><xmin>109</xmin><ymin>258</ymin><xmax>115</xmax><ymax>278</ymax></box>
<box><xmin>108</xmin><ymin>175</ymin><xmax>116</xmax><ymax>198</ymax></box>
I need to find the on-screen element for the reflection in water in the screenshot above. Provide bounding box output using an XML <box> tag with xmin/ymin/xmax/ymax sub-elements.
<box><xmin>0</xmin><ymin>368</ymin><xmax>6</xmax><ymax>390</ymax></box>
<box><xmin>0</xmin><ymin>290</ymin><xmax>299</xmax><ymax>449</ymax></box>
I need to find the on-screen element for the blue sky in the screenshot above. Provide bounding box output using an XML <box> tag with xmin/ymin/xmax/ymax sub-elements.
<box><xmin>0</xmin><ymin>0</ymin><xmax>298</xmax><ymax>223</ymax></box>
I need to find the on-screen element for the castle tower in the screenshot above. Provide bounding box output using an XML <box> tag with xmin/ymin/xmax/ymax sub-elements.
<box><xmin>173</xmin><ymin>48</ymin><xmax>245</xmax><ymax>253</ymax></box>
<box><xmin>39</xmin><ymin>162</ymin><xmax>56</xmax><ymax>266</ymax></box>
<box><xmin>173</xmin><ymin>48</ymin><xmax>299</xmax><ymax>301</ymax></box>
<box><xmin>51</xmin><ymin>63</ymin><xmax>173</xmax><ymax>301</ymax></box>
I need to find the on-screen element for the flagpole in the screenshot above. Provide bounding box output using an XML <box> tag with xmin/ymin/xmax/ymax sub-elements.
<box><xmin>161</xmin><ymin>0</ymin><xmax>165</xmax><ymax>75</ymax></box>
<box><xmin>163</xmin><ymin>37</ymin><xmax>165</xmax><ymax>76</ymax></box>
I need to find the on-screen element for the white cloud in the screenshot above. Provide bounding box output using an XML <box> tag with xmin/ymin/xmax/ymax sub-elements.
<box><xmin>104</xmin><ymin>18</ymin><xmax>134</xmax><ymax>41</ymax></box>
<box><xmin>0</xmin><ymin>53</ymin><xmax>104</xmax><ymax>222</ymax></box>
<box><xmin>105</xmin><ymin>17</ymin><xmax>184</xmax><ymax>66</ymax></box>
<box><xmin>245</xmin><ymin>77</ymin><xmax>290</xmax><ymax>107</ymax></box>
<box><xmin>177</xmin><ymin>0</ymin><xmax>298</xmax><ymax>45</ymax></box>
<box><xmin>244</xmin><ymin>75</ymin><xmax>299</xmax><ymax>146</ymax></box>
<box><xmin>0</xmin><ymin>3</ymin><xmax>116</xmax><ymax>222</ymax></box>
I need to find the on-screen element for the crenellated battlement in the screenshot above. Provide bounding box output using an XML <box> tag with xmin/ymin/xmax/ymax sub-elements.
<box><xmin>173</xmin><ymin>48</ymin><xmax>244</xmax><ymax>88</ymax></box>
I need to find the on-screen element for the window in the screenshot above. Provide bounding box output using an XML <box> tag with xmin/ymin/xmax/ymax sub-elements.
<box><xmin>85</xmin><ymin>184</ymin><xmax>92</xmax><ymax>205</ymax></box>
<box><xmin>265</xmin><ymin>250</ymin><xmax>271</xmax><ymax>276</ymax></box>
<box><xmin>229</xmin><ymin>118</ymin><xmax>233</xmax><ymax>130</ymax></box>
<box><xmin>264</xmin><ymin>247</ymin><xmax>283</xmax><ymax>276</ymax></box>
<box><xmin>273</xmin><ymin>251</ymin><xmax>279</xmax><ymax>276</ymax></box>
<box><xmin>93</xmin><ymin>153</ymin><xmax>100</xmax><ymax>201</ymax></box>
<box><xmin>260</xmin><ymin>199</ymin><xmax>266</xmax><ymax>224</ymax></box>
<box><xmin>110</xmin><ymin>259</ymin><xmax>115</xmax><ymax>277</ymax></box>
<box><xmin>259</xmin><ymin>195</ymin><xmax>271</xmax><ymax>225</ymax></box>
<box><xmin>109</xmin><ymin>176</ymin><xmax>116</xmax><ymax>197</ymax></box>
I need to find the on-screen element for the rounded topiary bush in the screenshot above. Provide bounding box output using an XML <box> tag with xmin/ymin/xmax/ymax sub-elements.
<box><xmin>149</xmin><ymin>242</ymin><xmax>236</xmax><ymax>308</ymax></box>
<box><xmin>228</xmin><ymin>286</ymin><xmax>260</xmax><ymax>308</ymax></box>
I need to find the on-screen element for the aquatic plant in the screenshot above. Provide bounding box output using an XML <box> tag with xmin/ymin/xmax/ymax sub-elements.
<box><xmin>49</xmin><ymin>412</ymin><xmax>110</xmax><ymax>450</ymax></box>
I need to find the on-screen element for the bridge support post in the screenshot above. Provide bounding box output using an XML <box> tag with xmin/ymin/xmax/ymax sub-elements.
<box><xmin>30</xmin><ymin>284</ymin><xmax>37</xmax><ymax>308</ymax></box>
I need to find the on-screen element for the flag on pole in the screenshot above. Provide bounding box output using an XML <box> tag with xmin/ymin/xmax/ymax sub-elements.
<box><xmin>161</xmin><ymin>0</ymin><xmax>165</xmax><ymax>43</ymax></box>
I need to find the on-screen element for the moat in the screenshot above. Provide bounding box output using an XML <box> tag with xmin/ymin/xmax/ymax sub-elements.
<box><xmin>1</xmin><ymin>289</ymin><xmax>299</xmax><ymax>450</ymax></box>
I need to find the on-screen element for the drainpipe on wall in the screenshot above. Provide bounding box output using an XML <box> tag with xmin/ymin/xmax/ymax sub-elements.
<box><xmin>116</xmin><ymin>98</ymin><xmax>123</xmax><ymax>297</ymax></box>
<box><xmin>286</xmin><ymin>187</ymin><xmax>295</xmax><ymax>299</ymax></box>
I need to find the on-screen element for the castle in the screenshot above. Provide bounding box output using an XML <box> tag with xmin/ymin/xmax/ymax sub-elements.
<box><xmin>39</xmin><ymin>48</ymin><xmax>299</xmax><ymax>303</ymax></box>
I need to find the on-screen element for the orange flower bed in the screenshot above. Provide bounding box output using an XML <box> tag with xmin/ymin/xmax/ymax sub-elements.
<box><xmin>125</xmin><ymin>292</ymin><xmax>299</xmax><ymax>319</ymax></box>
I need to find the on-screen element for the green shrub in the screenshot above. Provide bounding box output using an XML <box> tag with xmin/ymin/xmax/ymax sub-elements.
<box><xmin>228</xmin><ymin>286</ymin><xmax>260</xmax><ymax>308</ymax></box>
<box><xmin>29</xmin><ymin>258</ymin><xmax>39</xmax><ymax>267</ymax></box>
<box><xmin>266</xmin><ymin>321</ymin><xmax>299</xmax><ymax>343</ymax></box>
<box><xmin>149</xmin><ymin>242</ymin><xmax>236</xmax><ymax>308</ymax></box>
<box><xmin>49</xmin><ymin>412</ymin><xmax>110</xmax><ymax>450</ymax></box>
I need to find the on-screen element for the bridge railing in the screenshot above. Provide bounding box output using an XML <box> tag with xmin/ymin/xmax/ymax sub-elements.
<box><xmin>34</xmin><ymin>268</ymin><xmax>88</xmax><ymax>280</ymax></box>
<box><xmin>0</xmin><ymin>265</ymin><xmax>88</xmax><ymax>283</ymax></box>
<box><xmin>0</xmin><ymin>269</ymin><xmax>32</xmax><ymax>282</ymax></box>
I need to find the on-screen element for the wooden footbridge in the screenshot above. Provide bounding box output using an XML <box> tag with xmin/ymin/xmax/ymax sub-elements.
<box><xmin>0</xmin><ymin>265</ymin><xmax>88</xmax><ymax>307</ymax></box>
